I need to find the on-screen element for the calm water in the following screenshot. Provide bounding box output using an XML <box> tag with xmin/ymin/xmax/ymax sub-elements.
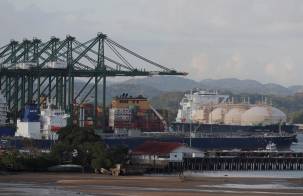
<box><xmin>0</xmin><ymin>182</ymin><xmax>91</xmax><ymax>196</ymax></box>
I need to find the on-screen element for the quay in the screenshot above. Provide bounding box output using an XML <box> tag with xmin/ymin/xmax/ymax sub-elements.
<box><xmin>164</xmin><ymin>151</ymin><xmax>303</xmax><ymax>173</ymax></box>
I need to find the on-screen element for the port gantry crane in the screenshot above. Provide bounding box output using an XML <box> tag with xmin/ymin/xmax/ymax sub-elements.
<box><xmin>0</xmin><ymin>33</ymin><xmax>187</xmax><ymax>129</ymax></box>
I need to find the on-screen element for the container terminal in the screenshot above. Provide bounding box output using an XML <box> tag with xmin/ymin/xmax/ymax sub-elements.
<box><xmin>0</xmin><ymin>33</ymin><xmax>185</xmax><ymax>148</ymax></box>
<box><xmin>0</xmin><ymin>33</ymin><xmax>300</xmax><ymax>173</ymax></box>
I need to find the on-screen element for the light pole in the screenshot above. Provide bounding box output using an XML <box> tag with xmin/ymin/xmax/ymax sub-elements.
<box><xmin>189</xmin><ymin>90</ymin><xmax>193</xmax><ymax>147</ymax></box>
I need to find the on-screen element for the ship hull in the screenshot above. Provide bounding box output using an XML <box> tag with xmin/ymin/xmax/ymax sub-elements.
<box><xmin>103</xmin><ymin>134</ymin><xmax>296</xmax><ymax>151</ymax></box>
<box><xmin>171</xmin><ymin>122</ymin><xmax>297</xmax><ymax>134</ymax></box>
<box><xmin>0</xmin><ymin>134</ymin><xmax>296</xmax><ymax>151</ymax></box>
<box><xmin>102</xmin><ymin>123</ymin><xmax>298</xmax><ymax>150</ymax></box>
<box><xmin>0</xmin><ymin>126</ymin><xmax>16</xmax><ymax>137</ymax></box>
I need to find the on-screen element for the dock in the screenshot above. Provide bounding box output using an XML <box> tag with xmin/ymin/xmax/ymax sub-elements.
<box><xmin>165</xmin><ymin>151</ymin><xmax>303</xmax><ymax>173</ymax></box>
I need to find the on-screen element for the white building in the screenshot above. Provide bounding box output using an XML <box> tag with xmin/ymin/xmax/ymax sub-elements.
<box><xmin>132</xmin><ymin>141</ymin><xmax>204</xmax><ymax>165</ymax></box>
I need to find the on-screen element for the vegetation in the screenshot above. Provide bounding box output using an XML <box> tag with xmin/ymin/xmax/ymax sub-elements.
<box><xmin>290</xmin><ymin>110</ymin><xmax>303</xmax><ymax>124</ymax></box>
<box><xmin>0</xmin><ymin>150</ymin><xmax>56</xmax><ymax>171</ymax></box>
<box><xmin>151</xmin><ymin>91</ymin><xmax>184</xmax><ymax>124</ymax></box>
<box><xmin>0</xmin><ymin>127</ymin><xmax>129</xmax><ymax>172</ymax></box>
<box><xmin>51</xmin><ymin>126</ymin><xmax>111</xmax><ymax>170</ymax></box>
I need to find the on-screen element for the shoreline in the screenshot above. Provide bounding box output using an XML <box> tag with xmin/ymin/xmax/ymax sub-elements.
<box><xmin>0</xmin><ymin>172</ymin><xmax>303</xmax><ymax>196</ymax></box>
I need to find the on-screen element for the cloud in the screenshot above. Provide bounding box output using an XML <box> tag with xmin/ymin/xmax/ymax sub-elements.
<box><xmin>1</xmin><ymin>0</ymin><xmax>303</xmax><ymax>85</ymax></box>
<box><xmin>190</xmin><ymin>53</ymin><xmax>209</xmax><ymax>78</ymax></box>
<box><xmin>189</xmin><ymin>53</ymin><xmax>245</xmax><ymax>81</ymax></box>
<box><xmin>222</xmin><ymin>53</ymin><xmax>242</xmax><ymax>72</ymax></box>
<box><xmin>264</xmin><ymin>61</ymin><xmax>297</xmax><ymax>85</ymax></box>
<box><xmin>264</xmin><ymin>63</ymin><xmax>275</xmax><ymax>75</ymax></box>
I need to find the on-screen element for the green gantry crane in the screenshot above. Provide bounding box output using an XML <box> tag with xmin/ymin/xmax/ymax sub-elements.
<box><xmin>0</xmin><ymin>33</ymin><xmax>187</xmax><ymax>130</ymax></box>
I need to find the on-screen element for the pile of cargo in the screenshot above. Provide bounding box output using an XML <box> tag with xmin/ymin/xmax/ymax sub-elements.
<box><xmin>109</xmin><ymin>94</ymin><xmax>165</xmax><ymax>133</ymax></box>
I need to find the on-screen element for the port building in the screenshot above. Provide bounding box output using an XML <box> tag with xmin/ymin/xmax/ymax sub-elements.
<box><xmin>131</xmin><ymin>141</ymin><xmax>204</xmax><ymax>165</ymax></box>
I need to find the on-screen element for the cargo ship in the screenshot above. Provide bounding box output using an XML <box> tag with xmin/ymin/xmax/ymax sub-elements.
<box><xmin>0</xmin><ymin>101</ymin><xmax>54</xmax><ymax>149</ymax></box>
<box><xmin>5</xmin><ymin>100</ymin><xmax>68</xmax><ymax>149</ymax></box>
<box><xmin>15</xmin><ymin>100</ymin><xmax>68</xmax><ymax>140</ymax></box>
<box><xmin>102</xmin><ymin>91</ymin><xmax>297</xmax><ymax>151</ymax></box>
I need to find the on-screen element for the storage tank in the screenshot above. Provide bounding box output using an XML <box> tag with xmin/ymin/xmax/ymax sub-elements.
<box><xmin>209</xmin><ymin>107</ymin><xmax>226</xmax><ymax>124</ymax></box>
<box><xmin>224</xmin><ymin>107</ymin><xmax>247</xmax><ymax>125</ymax></box>
<box><xmin>241</xmin><ymin>106</ymin><xmax>286</xmax><ymax>126</ymax></box>
<box><xmin>192</xmin><ymin>109</ymin><xmax>206</xmax><ymax>123</ymax></box>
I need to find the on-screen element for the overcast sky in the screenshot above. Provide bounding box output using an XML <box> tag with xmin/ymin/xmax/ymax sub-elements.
<box><xmin>0</xmin><ymin>0</ymin><xmax>303</xmax><ymax>86</ymax></box>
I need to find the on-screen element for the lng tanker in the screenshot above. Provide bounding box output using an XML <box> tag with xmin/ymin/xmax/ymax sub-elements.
<box><xmin>103</xmin><ymin>91</ymin><xmax>297</xmax><ymax>151</ymax></box>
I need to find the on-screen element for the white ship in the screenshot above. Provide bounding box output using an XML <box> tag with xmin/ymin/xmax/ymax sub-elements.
<box><xmin>40</xmin><ymin>100</ymin><xmax>69</xmax><ymax>140</ymax></box>
<box><xmin>16</xmin><ymin>100</ymin><xmax>68</xmax><ymax>140</ymax></box>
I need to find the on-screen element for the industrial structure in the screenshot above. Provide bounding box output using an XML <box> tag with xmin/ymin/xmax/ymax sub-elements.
<box><xmin>0</xmin><ymin>33</ymin><xmax>186</xmax><ymax>129</ymax></box>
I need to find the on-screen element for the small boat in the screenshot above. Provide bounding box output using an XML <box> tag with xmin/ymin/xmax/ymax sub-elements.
<box><xmin>265</xmin><ymin>142</ymin><xmax>277</xmax><ymax>152</ymax></box>
<box><xmin>47</xmin><ymin>164</ymin><xmax>83</xmax><ymax>172</ymax></box>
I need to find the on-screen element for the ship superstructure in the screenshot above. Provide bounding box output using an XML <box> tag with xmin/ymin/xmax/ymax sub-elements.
<box><xmin>16</xmin><ymin>103</ymin><xmax>41</xmax><ymax>139</ymax></box>
<box><xmin>176</xmin><ymin>90</ymin><xmax>229</xmax><ymax>123</ymax></box>
<box><xmin>40</xmin><ymin>100</ymin><xmax>69</xmax><ymax>140</ymax></box>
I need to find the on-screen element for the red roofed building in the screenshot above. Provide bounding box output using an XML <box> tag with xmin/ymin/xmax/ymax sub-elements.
<box><xmin>131</xmin><ymin>141</ymin><xmax>204</xmax><ymax>165</ymax></box>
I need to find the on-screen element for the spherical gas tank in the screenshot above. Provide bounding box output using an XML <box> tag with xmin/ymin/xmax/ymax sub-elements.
<box><xmin>241</xmin><ymin>106</ymin><xmax>286</xmax><ymax>126</ymax></box>
<box><xmin>224</xmin><ymin>107</ymin><xmax>247</xmax><ymax>125</ymax></box>
<box><xmin>209</xmin><ymin>107</ymin><xmax>226</xmax><ymax>124</ymax></box>
<box><xmin>192</xmin><ymin>109</ymin><xmax>206</xmax><ymax>123</ymax></box>
<box><xmin>270</xmin><ymin>106</ymin><xmax>287</xmax><ymax>124</ymax></box>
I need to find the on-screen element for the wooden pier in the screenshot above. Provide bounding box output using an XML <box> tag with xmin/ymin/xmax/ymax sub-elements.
<box><xmin>167</xmin><ymin>151</ymin><xmax>303</xmax><ymax>172</ymax></box>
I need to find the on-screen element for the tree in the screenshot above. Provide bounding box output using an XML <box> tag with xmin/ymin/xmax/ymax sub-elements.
<box><xmin>51</xmin><ymin>126</ymin><xmax>112</xmax><ymax>170</ymax></box>
<box><xmin>291</xmin><ymin>110</ymin><xmax>303</xmax><ymax>123</ymax></box>
<box><xmin>107</xmin><ymin>145</ymin><xmax>129</xmax><ymax>165</ymax></box>
<box><xmin>0</xmin><ymin>150</ymin><xmax>24</xmax><ymax>171</ymax></box>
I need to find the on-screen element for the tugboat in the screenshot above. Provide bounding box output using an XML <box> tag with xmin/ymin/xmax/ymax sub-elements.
<box><xmin>265</xmin><ymin>142</ymin><xmax>278</xmax><ymax>152</ymax></box>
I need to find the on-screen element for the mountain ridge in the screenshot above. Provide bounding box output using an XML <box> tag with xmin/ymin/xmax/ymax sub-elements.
<box><xmin>122</xmin><ymin>76</ymin><xmax>302</xmax><ymax>96</ymax></box>
<box><xmin>74</xmin><ymin>76</ymin><xmax>303</xmax><ymax>104</ymax></box>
